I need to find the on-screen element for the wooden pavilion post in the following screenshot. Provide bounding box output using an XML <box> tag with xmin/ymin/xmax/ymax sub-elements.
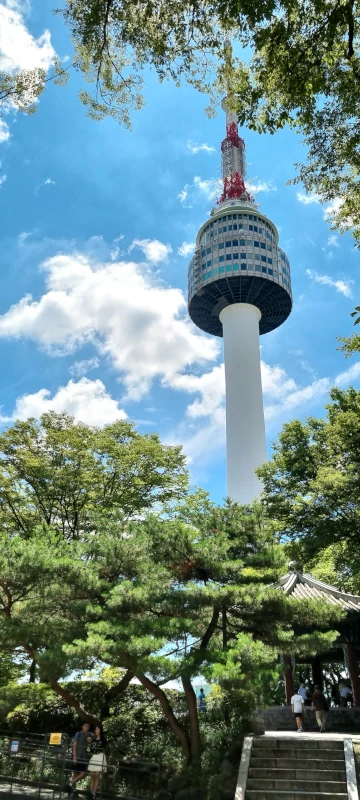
<box><xmin>346</xmin><ymin>643</ymin><xmax>360</xmax><ymax>707</ymax></box>
<box><xmin>283</xmin><ymin>654</ymin><xmax>294</xmax><ymax>705</ymax></box>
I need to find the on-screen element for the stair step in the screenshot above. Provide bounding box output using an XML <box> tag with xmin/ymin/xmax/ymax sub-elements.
<box><xmin>249</xmin><ymin>768</ymin><xmax>346</xmax><ymax>781</ymax></box>
<box><xmin>247</xmin><ymin>779</ymin><xmax>347</xmax><ymax>792</ymax></box>
<box><xmin>252</xmin><ymin>738</ymin><xmax>344</xmax><ymax>750</ymax></box>
<box><xmin>245</xmin><ymin>793</ymin><xmax>348</xmax><ymax>800</ymax></box>
<box><xmin>250</xmin><ymin>757</ymin><xmax>345</xmax><ymax>770</ymax></box>
<box><xmin>250</xmin><ymin>747</ymin><xmax>344</xmax><ymax>759</ymax></box>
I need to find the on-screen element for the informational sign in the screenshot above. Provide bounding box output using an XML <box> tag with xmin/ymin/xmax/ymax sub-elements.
<box><xmin>49</xmin><ymin>733</ymin><xmax>62</xmax><ymax>746</ymax></box>
<box><xmin>9</xmin><ymin>740</ymin><xmax>20</xmax><ymax>754</ymax></box>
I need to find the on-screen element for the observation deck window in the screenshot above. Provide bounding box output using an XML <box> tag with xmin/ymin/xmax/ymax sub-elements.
<box><xmin>268</xmin><ymin>268</ymin><xmax>273</xmax><ymax>275</ymax></box>
<box><xmin>255</xmin><ymin>265</ymin><xmax>261</xmax><ymax>272</ymax></box>
<box><xmin>207</xmin><ymin>260</ymin><xmax>211</xmax><ymax>267</ymax></box>
<box><xmin>261</xmin><ymin>243</ymin><xmax>266</xmax><ymax>250</ymax></box>
<box><xmin>249</xmin><ymin>225</ymin><xmax>253</xmax><ymax>231</ymax></box>
<box><xmin>206</xmin><ymin>247</ymin><xmax>211</xmax><ymax>254</ymax></box>
<box><xmin>226</xmin><ymin>265</ymin><xmax>232</xmax><ymax>272</ymax></box>
<box><xmin>226</xmin><ymin>254</ymin><xmax>232</xmax><ymax>261</ymax></box>
<box><xmin>228</xmin><ymin>225</ymin><xmax>233</xmax><ymax>231</ymax></box>
<box><xmin>240</xmin><ymin>239</ymin><xmax>245</xmax><ymax>246</ymax></box>
<box><xmin>219</xmin><ymin>243</ymin><xmax>224</xmax><ymax>250</ymax></box>
<box><xmin>253</xmin><ymin>226</ymin><xmax>258</xmax><ymax>232</ymax></box>
<box><xmin>241</xmin><ymin>263</ymin><xmax>247</xmax><ymax>270</ymax></box>
<box><xmin>219</xmin><ymin>256</ymin><xmax>225</xmax><ymax>263</ymax></box>
<box><xmin>226</xmin><ymin>241</ymin><xmax>231</xmax><ymax>247</ymax></box>
<box><xmin>233</xmin><ymin>239</ymin><xmax>238</xmax><ymax>247</ymax></box>
<box><xmin>234</xmin><ymin>263</ymin><xmax>239</xmax><ymax>270</ymax></box>
<box><xmin>254</xmin><ymin>241</ymin><xmax>259</xmax><ymax>247</ymax></box>
<box><xmin>268</xmin><ymin>257</ymin><xmax>273</xmax><ymax>265</ymax></box>
<box><xmin>233</xmin><ymin>224</ymin><xmax>238</xmax><ymax>230</ymax></box>
<box><xmin>233</xmin><ymin>252</ymin><xmax>239</xmax><ymax>260</ymax></box>
<box><xmin>219</xmin><ymin>266</ymin><xmax>225</xmax><ymax>273</ymax></box>
<box><xmin>261</xmin><ymin>256</ymin><xmax>266</xmax><ymax>263</ymax></box>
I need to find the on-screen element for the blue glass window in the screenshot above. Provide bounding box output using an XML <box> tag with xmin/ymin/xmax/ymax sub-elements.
<box><xmin>218</xmin><ymin>227</ymin><xmax>222</xmax><ymax>234</ymax></box>
<box><xmin>219</xmin><ymin>266</ymin><xmax>225</xmax><ymax>273</ymax></box>
<box><xmin>213</xmin><ymin>268</ymin><xmax>219</xmax><ymax>276</ymax></box>
<box><xmin>226</xmin><ymin>254</ymin><xmax>232</xmax><ymax>261</ymax></box>
<box><xmin>261</xmin><ymin>243</ymin><xmax>266</xmax><ymax>250</ymax></box>
<box><xmin>281</xmin><ymin>252</ymin><xmax>285</xmax><ymax>260</ymax></box>
<box><xmin>240</xmin><ymin>252</ymin><xmax>246</xmax><ymax>259</ymax></box>
<box><xmin>262</xmin><ymin>266</ymin><xmax>267</xmax><ymax>273</ymax></box>
<box><xmin>233</xmin><ymin>263</ymin><xmax>239</xmax><ymax>270</ymax></box>
<box><xmin>226</xmin><ymin>241</ymin><xmax>231</xmax><ymax>247</ymax></box>
<box><xmin>233</xmin><ymin>239</ymin><xmax>238</xmax><ymax>247</ymax></box>
<box><xmin>207</xmin><ymin>260</ymin><xmax>211</xmax><ymax>267</ymax></box>
<box><xmin>254</xmin><ymin>225</ymin><xmax>258</xmax><ymax>232</ymax></box>
<box><xmin>254</xmin><ymin>241</ymin><xmax>259</xmax><ymax>247</ymax></box>
<box><xmin>249</xmin><ymin>224</ymin><xmax>253</xmax><ymax>231</ymax></box>
<box><xmin>226</xmin><ymin>265</ymin><xmax>232</xmax><ymax>272</ymax></box>
<box><xmin>241</xmin><ymin>263</ymin><xmax>247</xmax><ymax>270</ymax></box>
<box><xmin>267</xmin><ymin>257</ymin><xmax>273</xmax><ymax>264</ymax></box>
<box><xmin>228</xmin><ymin>225</ymin><xmax>233</xmax><ymax>231</ymax></box>
<box><xmin>268</xmin><ymin>268</ymin><xmax>273</xmax><ymax>275</ymax></box>
<box><xmin>249</xmin><ymin>214</ymin><xmax>253</xmax><ymax>220</ymax></box>
<box><xmin>202</xmin><ymin>250</ymin><xmax>205</xmax><ymax>257</ymax></box>
<box><xmin>233</xmin><ymin>224</ymin><xmax>238</xmax><ymax>230</ymax></box>
<box><xmin>206</xmin><ymin>247</ymin><xmax>211</xmax><ymax>254</ymax></box>
<box><xmin>240</xmin><ymin>239</ymin><xmax>245</xmax><ymax>246</ymax></box>
<box><xmin>219</xmin><ymin>256</ymin><xmax>224</xmax><ymax>263</ymax></box>
<box><xmin>210</xmin><ymin>232</ymin><xmax>214</xmax><ymax>238</ymax></box>
<box><xmin>261</xmin><ymin>256</ymin><xmax>266</xmax><ymax>263</ymax></box>
<box><xmin>219</xmin><ymin>243</ymin><xmax>224</xmax><ymax>250</ymax></box>
<box><xmin>223</xmin><ymin>226</ymin><xmax>227</xmax><ymax>232</ymax></box>
<box><xmin>233</xmin><ymin>253</ymin><xmax>239</xmax><ymax>260</ymax></box>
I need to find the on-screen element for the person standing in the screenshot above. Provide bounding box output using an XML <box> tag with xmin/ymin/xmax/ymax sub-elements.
<box><xmin>68</xmin><ymin>722</ymin><xmax>93</xmax><ymax>796</ymax></box>
<box><xmin>198</xmin><ymin>688</ymin><xmax>207</xmax><ymax>712</ymax></box>
<box><xmin>291</xmin><ymin>690</ymin><xmax>305</xmax><ymax>732</ymax></box>
<box><xmin>312</xmin><ymin>685</ymin><xmax>329</xmax><ymax>732</ymax></box>
<box><xmin>298</xmin><ymin>684</ymin><xmax>309</xmax><ymax>706</ymax></box>
<box><xmin>340</xmin><ymin>682</ymin><xmax>353</xmax><ymax>707</ymax></box>
<box><xmin>88</xmin><ymin>724</ymin><xmax>107</xmax><ymax>799</ymax></box>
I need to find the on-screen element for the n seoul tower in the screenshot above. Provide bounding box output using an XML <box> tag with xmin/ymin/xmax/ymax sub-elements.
<box><xmin>187</xmin><ymin>68</ymin><xmax>292</xmax><ymax>504</ymax></box>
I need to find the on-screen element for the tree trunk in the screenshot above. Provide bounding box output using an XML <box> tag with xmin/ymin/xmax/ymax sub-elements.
<box><xmin>29</xmin><ymin>659</ymin><xmax>36</xmax><ymax>684</ymax></box>
<box><xmin>182</xmin><ymin>675</ymin><xmax>201</xmax><ymax>761</ymax></box>
<box><xmin>136</xmin><ymin>672</ymin><xmax>191</xmax><ymax>761</ymax></box>
<box><xmin>48</xmin><ymin>678</ymin><xmax>99</xmax><ymax>725</ymax></box>
<box><xmin>100</xmin><ymin>670</ymin><xmax>134</xmax><ymax>720</ymax></box>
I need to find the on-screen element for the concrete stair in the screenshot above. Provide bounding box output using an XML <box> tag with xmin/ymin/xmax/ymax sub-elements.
<box><xmin>245</xmin><ymin>736</ymin><xmax>348</xmax><ymax>800</ymax></box>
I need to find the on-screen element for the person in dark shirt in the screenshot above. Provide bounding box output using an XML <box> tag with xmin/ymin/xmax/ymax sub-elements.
<box><xmin>88</xmin><ymin>724</ymin><xmax>107</xmax><ymax>799</ymax></box>
<box><xmin>68</xmin><ymin>722</ymin><xmax>93</xmax><ymax>795</ymax></box>
<box><xmin>312</xmin><ymin>685</ymin><xmax>329</xmax><ymax>732</ymax></box>
<box><xmin>198</xmin><ymin>688</ymin><xmax>207</xmax><ymax>712</ymax></box>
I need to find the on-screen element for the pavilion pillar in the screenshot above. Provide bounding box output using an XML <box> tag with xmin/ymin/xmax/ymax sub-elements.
<box><xmin>311</xmin><ymin>659</ymin><xmax>323</xmax><ymax>691</ymax></box>
<box><xmin>283</xmin><ymin>654</ymin><xmax>294</xmax><ymax>705</ymax></box>
<box><xmin>346</xmin><ymin>643</ymin><xmax>360</xmax><ymax>707</ymax></box>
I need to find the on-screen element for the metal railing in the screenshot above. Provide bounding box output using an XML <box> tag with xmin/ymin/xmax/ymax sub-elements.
<box><xmin>0</xmin><ymin>732</ymin><xmax>159</xmax><ymax>798</ymax></box>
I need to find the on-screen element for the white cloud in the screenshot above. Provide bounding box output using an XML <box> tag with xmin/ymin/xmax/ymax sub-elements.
<box><xmin>265</xmin><ymin>378</ymin><xmax>330</xmax><ymax>421</ymax></box>
<box><xmin>193</xmin><ymin>175</ymin><xmax>221</xmax><ymax>201</ymax></box>
<box><xmin>335</xmin><ymin>362</ymin><xmax>360</xmax><ymax>386</ymax></box>
<box><xmin>69</xmin><ymin>357</ymin><xmax>100</xmax><ymax>377</ymax></box>
<box><xmin>306</xmin><ymin>269</ymin><xmax>353</xmax><ymax>298</ymax></box>
<box><xmin>0</xmin><ymin>174</ymin><xmax>7</xmax><ymax>187</ymax></box>
<box><xmin>328</xmin><ymin>234</ymin><xmax>339</xmax><ymax>248</ymax></box>
<box><xmin>44</xmin><ymin>177</ymin><xmax>55</xmax><ymax>185</ymax></box>
<box><xmin>178</xmin><ymin>241</ymin><xmax>195</xmax><ymax>257</ymax></box>
<box><xmin>247</xmin><ymin>180</ymin><xmax>276</xmax><ymax>194</ymax></box>
<box><xmin>177</xmin><ymin>186</ymin><xmax>190</xmax><ymax>206</ymax></box>
<box><xmin>187</xmin><ymin>141</ymin><xmax>215</xmax><ymax>154</ymax></box>
<box><xmin>0</xmin><ymin>2</ymin><xmax>55</xmax><ymax>73</ymax></box>
<box><xmin>0</xmin><ymin>252</ymin><xmax>218</xmax><ymax>400</ymax></box>
<box><xmin>18</xmin><ymin>231</ymin><xmax>31</xmax><ymax>245</ymax></box>
<box><xmin>110</xmin><ymin>235</ymin><xmax>125</xmax><ymax>261</ymax></box>
<box><xmin>297</xmin><ymin>192</ymin><xmax>321</xmax><ymax>205</ymax></box>
<box><xmin>323</xmin><ymin>197</ymin><xmax>344</xmax><ymax>220</ymax></box>
<box><xmin>0</xmin><ymin>120</ymin><xmax>10</xmax><ymax>143</ymax></box>
<box><xmin>129</xmin><ymin>238</ymin><xmax>172</xmax><ymax>265</ymax></box>
<box><xmin>1</xmin><ymin>377</ymin><xmax>126</xmax><ymax>427</ymax></box>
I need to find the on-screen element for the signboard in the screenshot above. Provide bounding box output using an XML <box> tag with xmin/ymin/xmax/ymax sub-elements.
<box><xmin>49</xmin><ymin>733</ymin><xmax>62</xmax><ymax>746</ymax></box>
<box><xmin>9</xmin><ymin>740</ymin><xmax>20</xmax><ymax>754</ymax></box>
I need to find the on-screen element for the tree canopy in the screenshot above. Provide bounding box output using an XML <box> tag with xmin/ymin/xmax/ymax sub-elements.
<box><xmin>2</xmin><ymin>1</ymin><xmax>360</xmax><ymax>241</ymax></box>
<box><xmin>0</xmin><ymin>412</ymin><xmax>341</xmax><ymax>773</ymax></box>
<box><xmin>258</xmin><ymin>386</ymin><xmax>360</xmax><ymax>584</ymax></box>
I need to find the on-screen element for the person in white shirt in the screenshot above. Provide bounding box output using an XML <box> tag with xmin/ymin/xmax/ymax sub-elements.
<box><xmin>291</xmin><ymin>692</ymin><xmax>305</xmax><ymax>731</ymax></box>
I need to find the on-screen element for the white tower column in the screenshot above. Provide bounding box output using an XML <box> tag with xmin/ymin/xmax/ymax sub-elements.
<box><xmin>219</xmin><ymin>303</ymin><xmax>267</xmax><ymax>505</ymax></box>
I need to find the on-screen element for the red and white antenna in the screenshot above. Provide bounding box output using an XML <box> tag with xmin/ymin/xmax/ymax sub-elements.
<box><xmin>218</xmin><ymin>40</ymin><xmax>253</xmax><ymax>205</ymax></box>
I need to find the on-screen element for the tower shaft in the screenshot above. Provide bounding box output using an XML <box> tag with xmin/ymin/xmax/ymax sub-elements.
<box><xmin>219</xmin><ymin>304</ymin><xmax>267</xmax><ymax>503</ymax></box>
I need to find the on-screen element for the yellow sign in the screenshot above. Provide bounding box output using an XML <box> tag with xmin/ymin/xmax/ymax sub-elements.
<box><xmin>49</xmin><ymin>733</ymin><xmax>62</xmax><ymax>746</ymax></box>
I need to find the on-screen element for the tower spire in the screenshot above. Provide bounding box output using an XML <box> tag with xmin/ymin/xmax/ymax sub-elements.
<box><xmin>219</xmin><ymin>40</ymin><xmax>253</xmax><ymax>205</ymax></box>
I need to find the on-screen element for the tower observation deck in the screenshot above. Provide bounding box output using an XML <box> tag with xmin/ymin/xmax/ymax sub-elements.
<box><xmin>187</xmin><ymin>99</ymin><xmax>292</xmax><ymax>504</ymax></box>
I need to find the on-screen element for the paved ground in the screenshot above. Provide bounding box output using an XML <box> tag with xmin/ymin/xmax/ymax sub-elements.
<box><xmin>264</xmin><ymin>729</ymin><xmax>360</xmax><ymax>741</ymax></box>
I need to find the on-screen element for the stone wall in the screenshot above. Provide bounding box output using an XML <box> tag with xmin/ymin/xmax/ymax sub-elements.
<box><xmin>252</xmin><ymin>706</ymin><xmax>360</xmax><ymax>733</ymax></box>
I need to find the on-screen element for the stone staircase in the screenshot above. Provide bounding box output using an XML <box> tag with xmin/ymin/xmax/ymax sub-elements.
<box><xmin>245</xmin><ymin>736</ymin><xmax>348</xmax><ymax>799</ymax></box>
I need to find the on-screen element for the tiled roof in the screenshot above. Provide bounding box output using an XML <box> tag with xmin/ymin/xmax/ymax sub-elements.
<box><xmin>274</xmin><ymin>571</ymin><xmax>360</xmax><ymax>612</ymax></box>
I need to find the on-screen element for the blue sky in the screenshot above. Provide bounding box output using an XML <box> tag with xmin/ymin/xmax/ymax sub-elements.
<box><xmin>0</xmin><ymin>0</ymin><xmax>359</xmax><ymax>503</ymax></box>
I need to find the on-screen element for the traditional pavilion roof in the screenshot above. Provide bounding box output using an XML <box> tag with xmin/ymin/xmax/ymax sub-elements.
<box><xmin>274</xmin><ymin>567</ymin><xmax>360</xmax><ymax>613</ymax></box>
